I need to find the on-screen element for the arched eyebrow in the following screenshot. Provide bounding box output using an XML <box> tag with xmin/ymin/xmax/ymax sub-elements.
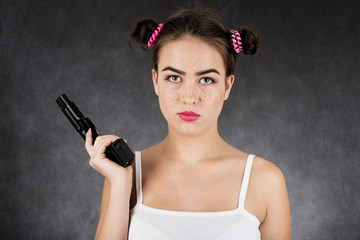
<box><xmin>196</xmin><ymin>68</ymin><xmax>220</xmax><ymax>75</ymax></box>
<box><xmin>162</xmin><ymin>66</ymin><xmax>185</xmax><ymax>75</ymax></box>
<box><xmin>162</xmin><ymin>66</ymin><xmax>220</xmax><ymax>76</ymax></box>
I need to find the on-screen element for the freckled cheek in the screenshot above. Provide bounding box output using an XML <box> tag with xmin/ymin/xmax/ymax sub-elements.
<box><xmin>158</xmin><ymin>90</ymin><xmax>178</xmax><ymax>114</ymax></box>
<box><xmin>201</xmin><ymin>92</ymin><xmax>224</xmax><ymax>112</ymax></box>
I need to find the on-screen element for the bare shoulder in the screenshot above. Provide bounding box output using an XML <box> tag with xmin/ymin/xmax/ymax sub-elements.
<box><xmin>251</xmin><ymin>156</ymin><xmax>289</xmax><ymax>204</ymax></box>
<box><xmin>251</xmin><ymin>155</ymin><xmax>287</xmax><ymax>189</ymax></box>
<box><xmin>251</xmin><ymin>156</ymin><xmax>291</xmax><ymax>238</ymax></box>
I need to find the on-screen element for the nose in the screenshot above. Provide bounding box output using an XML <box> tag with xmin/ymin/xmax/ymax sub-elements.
<box><xmin>179</xmin><ymin>82</ymin><xmax>202</xmax><ymax>104</ymax></box>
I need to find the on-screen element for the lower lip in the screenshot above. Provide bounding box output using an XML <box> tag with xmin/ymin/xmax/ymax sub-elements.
<box><xmin>178</xmin><ymin>114</ymin><xmax>200</xmax><ymax>121</ymax></box>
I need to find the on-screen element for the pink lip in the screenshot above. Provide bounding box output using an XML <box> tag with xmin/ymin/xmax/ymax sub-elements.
<box><xmin>178</xmin><ymin>111</ymin><xmax>200</xmax><ymax>122</ymax></box>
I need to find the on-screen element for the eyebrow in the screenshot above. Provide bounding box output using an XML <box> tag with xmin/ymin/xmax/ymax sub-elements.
<box><xmin>162</xmin><ymin>66</ymin><xmax>220</xmax><ymax>76</ymax></box>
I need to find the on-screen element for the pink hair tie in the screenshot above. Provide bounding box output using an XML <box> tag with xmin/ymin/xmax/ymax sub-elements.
<box><xmin>148</xmin><ymin>23</ymin><xmax>164</xmax><ymax>47</ymax></box>
<box><xmin>230</xmin><ymin>29</ymin><xmax>243</xmax><ymax>53</ymax></box>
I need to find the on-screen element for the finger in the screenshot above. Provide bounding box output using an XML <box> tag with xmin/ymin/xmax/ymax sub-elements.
<box><xmin>93</xmin><ymin>135</ymin><xmax>112</xmax><ymax>153</ymax></box>
<box><xmin>86</xmin><ymin>129</ymin><xmax>93</xmax><ymax>143</ymax></box>
<box><xmin>94</xmin><ymin>136</ymin><xmax>107</xmax><ymax>154</ymax></box>
<box><xmin>93</xmin><ymin>135</ymin><xmax>104</xmax><ymax>148</ymax></box>
<box><xmin>85</xmin><ymin>129</ymin><xmax>93</xmax><ymax>155</ymax></box>
<box><xmin>94</xmin><ymin>135</ymin><xmax>120</xmax><ymax>155</ymax></box>
<box><xmin>92</xmin><ymin>139</ymin><xmax>114</xmax><ymax>166</ymax></box>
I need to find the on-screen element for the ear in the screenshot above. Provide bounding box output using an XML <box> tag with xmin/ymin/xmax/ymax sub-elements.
<box><xmin>224</xmin><ymin>75</ymin><xmax>235</xmax><ymax>101</ymax></box>
<box><xmin>152</xmin><ymin>69</ymin><xmax>159</xmax><ymax>96</ymax></box>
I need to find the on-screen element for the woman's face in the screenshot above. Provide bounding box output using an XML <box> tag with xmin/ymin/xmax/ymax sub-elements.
<box><xmin>152</xmin><ymin>35</ymin><xmax>234</xmax><ymax>136</ymax></box>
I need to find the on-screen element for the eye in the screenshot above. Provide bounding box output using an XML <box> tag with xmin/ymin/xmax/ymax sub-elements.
<box><xmin>200</xmin><ymin>77</ymin><xmax>214</xmax><ymax>85</ymax></box>
<box><xmin>167</xmin><ymin>75</ymin><xmax>181</xmax><ymax>83</ymax></box>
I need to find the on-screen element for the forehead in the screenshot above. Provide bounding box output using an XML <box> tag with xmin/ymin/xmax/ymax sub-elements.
<box><xmin>158</xmin><ymin>36</ymin><xmax>225</xmax><ymax>74</ymax></box>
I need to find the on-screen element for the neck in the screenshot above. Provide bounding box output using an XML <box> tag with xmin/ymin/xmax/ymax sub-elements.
<box><xmin>159</xmin><ymin>124</ymin><xmax>227</xmax><ymax>165</ymax></box>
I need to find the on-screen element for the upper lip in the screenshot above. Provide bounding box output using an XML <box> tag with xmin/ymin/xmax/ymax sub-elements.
<box><xmin>179</xmin><ymin>111</ymin><xmax>200</xmax><ymax>116</ymax></box>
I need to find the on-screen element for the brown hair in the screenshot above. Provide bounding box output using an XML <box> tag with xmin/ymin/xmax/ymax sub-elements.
<box><xmin>129</xmin><ymin>8</ymin><xmax>259</xmax><ymax>76</ymax></box>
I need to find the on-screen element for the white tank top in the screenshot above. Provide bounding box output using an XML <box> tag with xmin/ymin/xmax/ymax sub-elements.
<box><xmin>128</xmin><ymin>151</ymin><xmax>261</xmax><ymax>240</ymax></box>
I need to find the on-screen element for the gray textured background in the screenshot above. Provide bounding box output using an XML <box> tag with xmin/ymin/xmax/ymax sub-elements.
<box><xmin>1</xmin><ymin>0</ymin><xmax>359</xmax><ymax>239</ymax></box>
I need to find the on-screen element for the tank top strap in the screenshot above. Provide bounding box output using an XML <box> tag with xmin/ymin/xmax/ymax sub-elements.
<box><xmin>238</xmin><ymin>154</ymin><xmax>255</xmax><ymax>210</ymax></box>
<box><xmin>135</xmin><ymin>151</ymin><xmax>143</xmax><ymax>204</ymax></box>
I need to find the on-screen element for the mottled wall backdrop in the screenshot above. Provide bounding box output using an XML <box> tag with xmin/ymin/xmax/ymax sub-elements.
<box><xmin>1</xmin><ymin>0</ymin><xmax>359</xmax><ymax>239</ymax></box>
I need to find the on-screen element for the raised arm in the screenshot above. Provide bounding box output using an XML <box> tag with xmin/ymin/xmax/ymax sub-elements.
<box><xmin>85</xmin><ymin>129</ymin><xmax>133</xmax><ymax>240</ymax></box>
<box><xmin>94</xmin><ymin>176</ymin><xmax>132</xmax><ymax>240</ymax></box>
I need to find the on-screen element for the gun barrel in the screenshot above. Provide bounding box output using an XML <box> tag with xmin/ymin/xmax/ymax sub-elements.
<box><xmin>56</xmin><ymin>94</ymin><xmax>84</xmax><ymax>120</ymax></box>
<box><xmin>56</xmin><ymin>94</ymin><xmax>87</xmax><ymax>138</ymax></box>
<box><xmin>56</xmin><ymin>93</ymin><xmax>134</xmax><ymax>167</ymax></box>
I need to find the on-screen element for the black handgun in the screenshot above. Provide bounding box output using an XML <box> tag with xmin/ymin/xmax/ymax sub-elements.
<box><xmin>56</xmin><ymin>94</ymin><xmax>134</xmax><ymax>167</ymax></box>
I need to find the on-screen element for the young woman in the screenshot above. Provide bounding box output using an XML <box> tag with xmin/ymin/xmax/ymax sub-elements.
<box><xmin>85</xmin><ymin>9</ymin><xmax>291</xmax><ymax>240</ymax></box>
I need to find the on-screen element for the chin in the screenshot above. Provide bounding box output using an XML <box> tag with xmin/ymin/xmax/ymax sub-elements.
<box><xmin>169</xmin><ymin>120</ymin><xmax>215</xmax><ymax>137</ymax></box>
<box><xmin>174</xmin><ymin>128</ymin><xmax>202</xmax><ymax>137</ymax></box>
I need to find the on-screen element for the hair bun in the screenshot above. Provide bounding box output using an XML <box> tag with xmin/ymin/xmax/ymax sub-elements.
<box><xmin>129</xmin><ymin>18</ymin><xmax>159</xmax><ymax>48</ymax></box>
<box><xmin>238</xmin><ymin>25</ymin><xmax>259</xmax><ymax>55</ymax></box>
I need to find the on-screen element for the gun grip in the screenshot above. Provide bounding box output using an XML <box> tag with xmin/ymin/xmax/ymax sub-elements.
<box><xmin>106</xmin><ymin>138</ymin><xmax>134</xmax><ymax>167</ymax></box>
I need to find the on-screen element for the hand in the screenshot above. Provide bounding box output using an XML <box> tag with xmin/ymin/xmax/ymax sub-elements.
<box><xmin>85</xmin><ymin>129</ymin><xmax>133</xmax><ymax>185</ymax></box>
